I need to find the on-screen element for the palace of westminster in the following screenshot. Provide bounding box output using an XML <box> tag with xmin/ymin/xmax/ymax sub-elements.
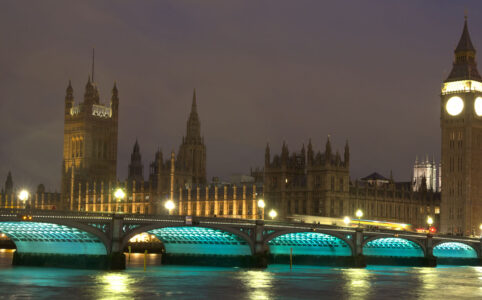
<box><xmin>1</xmin><ymin>19</ymin><xmax>482</xmax><ymax>236</ymax></box>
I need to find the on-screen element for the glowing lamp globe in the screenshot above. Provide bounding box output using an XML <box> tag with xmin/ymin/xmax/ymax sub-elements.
<box><xmin>355</xmin><ymin>209</ymin><xmax>363</xmax><ymax>219</ymax></box>
<box><xmin>18</xmin><ymin>190</ymin><xmax>29</xmax><ymax>202</ymax></box>
<box><xmin>268</xmin><ymin>209</ymin><xmax>277</xmax><ymax>219</ymax></box>
<box><xmin>257</xmin><ymin>199</ymin><xmax>265</xmax><ymax>208</ymax></box>
<box><xmin>343</xmin><ymin>216</ymin><xmax>351</xmax><ymax>226</ymax></box>
<box><xmin>446</xmin><ymin>96</ymin><xmax>464</xmax><ymax>116</ymax></box>
<box><xmin>427</xmin><ymin>216</ymin><xmax>433</xmax><ymax>226</ymax></box>
<box><xmin>165</xmin><ymin>200</ymin><xmax>175</xmax><ymax>211</ymax></box>
<box><xmin>114</xmin><ymin>188</ymin><xmax>125</xmax><ymax>201</ymax></box>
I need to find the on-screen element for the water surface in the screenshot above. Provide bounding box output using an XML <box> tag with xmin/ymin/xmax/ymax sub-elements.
<box><xmin>0</xmin><ymin>250</ymin><xmax>480</xmax><ymax>299</ymax></box>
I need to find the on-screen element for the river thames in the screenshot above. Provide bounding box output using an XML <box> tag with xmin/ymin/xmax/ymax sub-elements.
<box><xmin>0</xmin><ymin>250</ymin><xmax>480</xmax><ymax>299</ymax></box>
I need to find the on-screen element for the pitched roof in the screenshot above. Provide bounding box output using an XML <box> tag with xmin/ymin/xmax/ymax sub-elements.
<box><xmin>360</xmin><ymin>172</ymin><xmax>389</xmax><ymax>181</ymax></box>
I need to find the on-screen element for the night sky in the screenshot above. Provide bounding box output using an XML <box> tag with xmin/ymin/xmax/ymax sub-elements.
<box><xmin>1</xmin><ymin>0</ymin><xmax>482</xmax><ymax>191</ymax></box>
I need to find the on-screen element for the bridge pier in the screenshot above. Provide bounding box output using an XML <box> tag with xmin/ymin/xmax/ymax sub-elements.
<box><xmin>423</xmin><ymin>234</ymin><xmax>437</xmax><ymax>267</ymax></box>
<box><xmin>352</xmin><ymin>228</ymin><xmax>366</xmax><ymax>268</ymax></box>
<box><xmin>107</xmin><ymin>214</ymin><xmax>127</xmax><ymax>270</ymax></box>
<box><xmin>252</xmin><ymin>220</ymin><xmax>269</xmax><ymax>268</ymax></box>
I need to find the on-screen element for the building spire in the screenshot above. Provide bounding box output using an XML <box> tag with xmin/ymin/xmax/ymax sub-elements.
<box><xmin>191</xmin><ymin>88</ymin><xmax>197</xmax><ymax>114</ymax></box>
<box><xmin>445</xmin><ymin>17</ymin><xmax>482</xmax><ymax>82</ymax></box>
<box><xmin>455</xmin><ymin>17</ymin><xmax>475</xmax><ymax>53</ymax></box>
<box><xmin>185</xmin><ymin>88</ymin><xmax>201</xmax><ymax>142</ymax></box>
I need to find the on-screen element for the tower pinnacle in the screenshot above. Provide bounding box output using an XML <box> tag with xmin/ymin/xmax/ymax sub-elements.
<box><xmin>445</xmin><ymin>17</ymin><xmax>482</xmax><ymax>82</ymax></box>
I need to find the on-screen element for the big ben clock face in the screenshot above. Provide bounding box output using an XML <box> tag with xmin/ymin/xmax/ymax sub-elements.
<box><xmin>475</xmin><ymin>97</ymin><xmax>482</xmax><ymax>116</ymax></box>
<box><xmin>446</xmin><ymin>96</ymin><xmax>464</xmax><ymax>116</ymax></box>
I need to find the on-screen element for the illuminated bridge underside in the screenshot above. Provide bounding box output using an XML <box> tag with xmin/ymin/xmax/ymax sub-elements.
<box><xmin>363</xmin><ymin>238</ymin><xmax>424</xmax><ymax>257</ymax></box>
<box><xmin>268</xmin><ymin>232</ymin><xmax>352</xmax><ymax>256</ymax></box>
<box><xmin>147</xmin><ymin>227</ymin><xmax>251</xmax><ymax>256</ymax></box>
<box><xmin>0</xmin><ymin>222</ymin><xmax>106</xmax><ymax>255</ymax></box>
<box><xmin>433</xmin><ymin>242</ymin><xmax>478</xmax><ymax>259</ymax></box>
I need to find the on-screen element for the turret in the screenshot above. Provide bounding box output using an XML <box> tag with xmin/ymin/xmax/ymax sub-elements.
<box><xmin>307</xmin><ymin>139</ymin><xmax>313</xmax><ymax>166</ymax></box>
<box><xmin>128</xmin><ymin>139</ymin><xmax>144</xmax><ymax>182</ymax></box>
<box><xmin>300</xmin><ymin>143</ymin><xmax>306</xmax><ymax>164</ymax></box>
<box><xmin>344</xmin><ymin>140</ymin><xmax>350</xmax><ymax>166</ymax></box>
<box><xmin>325</xmin><ymin>136</ymin><xmax>332</xmax><ymax>164</ymax></box>
<box><xmin>281</xmin><ymin>141</ymin><xmax>289</xmax><ymax>165</ymax></box>
<box><xmin>265</xmin><ymin>143</ymin><xmax>270</xmax><ymax>167</ymax></box>
<box><xmin>84</xmin><ymin>76</ymin><xmax>95</xmax><ymax>104</ymax></box>
<box><xmin>111</xmin><ymin>82</ymin><xmax>119</xmax><ymax>119</ymax></box>
<box><xmin>65</xmin><ymin>80</ymin><xmax>74</xmax><ymax>116</ymax></box>
<box><xmin>4</xmin><ymin>171</ymin><xmax>13</xmax><ymax>195</ymax></box>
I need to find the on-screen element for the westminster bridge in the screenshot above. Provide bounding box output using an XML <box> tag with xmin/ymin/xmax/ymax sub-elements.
<box><xmin>0</xmin><ymin>209</ymin><xmax>480</xmax><ymax>269</ymax></box>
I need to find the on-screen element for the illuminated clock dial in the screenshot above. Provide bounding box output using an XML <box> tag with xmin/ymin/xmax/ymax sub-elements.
<box><xmin>446</xmin><ymin>96</ymin><xmax>464</xmax><ymax>116</ymax></box>
<box><xmin>475</xmin><ymin>97</ymin><xmax>482</xmax><ymax>116</ymax></box>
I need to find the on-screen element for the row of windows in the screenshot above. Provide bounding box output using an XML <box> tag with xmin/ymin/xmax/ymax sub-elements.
<box><xmin>448</xmin><ymin>156</ymin><xmax>464</xmax><ymax>172</ymax></box>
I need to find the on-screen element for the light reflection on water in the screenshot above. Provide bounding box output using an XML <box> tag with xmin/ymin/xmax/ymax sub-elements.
<box><xmin>0</xmin><ymin>251</ymin><xmax>481</xmax><ymax>299</ymax></box>
<box><xmin>342</xmin><ymin>268</ymin><xmax>372</xmax><ymax>299</ymax></box>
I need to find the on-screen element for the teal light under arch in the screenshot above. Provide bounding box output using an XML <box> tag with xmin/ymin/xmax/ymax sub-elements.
<box><xmin>0</xmin><ymin>222</ymin><xmax>107</xmax><ymax>255</ymax></box>
<box><xmin>433</xmin><ymin>242</ymin><xmax>478</xmax><ymax>258</ymax></box>
<box><xmin>147</xmin><ymin>227</ymin><xmax>251</xmax><ymax>256</ymax></box>
<box><xmin>363</xmin><ymin>237</ymin><xmax>424</xmax><ymax>257</ymax></box>
<box><xmin>268</xmin><ymin>232</ymin><xmax>352</xmax><ymax>256</ymax></box>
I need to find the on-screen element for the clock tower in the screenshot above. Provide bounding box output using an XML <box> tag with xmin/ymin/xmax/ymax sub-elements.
<box><xmin>440</xmin><ymin>18</ymin><xmax>482</xmax><ymax>235</ymax></box>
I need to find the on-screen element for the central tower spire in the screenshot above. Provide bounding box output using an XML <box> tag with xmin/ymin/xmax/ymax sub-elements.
<box><xmin>186</xmin><ymin>88</ymin><xmax>201</xmax><ymax>143</ymax></box>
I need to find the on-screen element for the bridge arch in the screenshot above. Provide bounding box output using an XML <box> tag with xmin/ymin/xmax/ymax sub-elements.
<box><xmin>362</xmin><ymin>236</ymin><xmax>425</xmax><ymax>257</ymax></box>
<box><xmin>121</xmin><ymin>224</ymin><xmax>254</xmax><ymax>256</ymax></box>
<box><xmin>432</xmin><ymin>241</ymin><xmax>479</xmax><ymax>259</ymax></box>
<box><xmin>0</xmin><ymin>221</ymin><xmax>109</xmax><ymax>255</ymax></box>
<box><xmin>264</xmin><ymin>230</ymin><xmax>354</xmax><ymax>256</ymax></box>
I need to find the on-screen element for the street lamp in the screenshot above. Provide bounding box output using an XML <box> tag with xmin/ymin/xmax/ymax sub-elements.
<box><xmin>355</xmin><ymin>209</ymin><xmax>363</xmax><ymax>228</ymax></box>
<box><xmin>427</xmin><ymin>216</ymin><xmax>433</xmax><ymax>227</ymax></box>
<box><xmin>18</xmin><ymin>189</ymin><xmax>29</xmax><ymax>209</ymax></box>
<box><xmin>268</xmin><ymin>209</ymin><xmax>277</xmax><ymax>220</ymax></box>
<box><xmin>257</xmin><ymin>199</ymin><xmax>265</xmax><ymax>219</ymax></box>
<box><xmin>165</xmin><ymin>200</ymin><xmax>175</xmax><ymax>215</ymax></box>
<box><xmin>114</xmin><ymin>188</ymin><xmax>126</xmax><ymax>213</ymax></box>
<box><xmin>343</xmin><ymin>216</ymin><xmax>351</xmax><ymax>227</ymax></box>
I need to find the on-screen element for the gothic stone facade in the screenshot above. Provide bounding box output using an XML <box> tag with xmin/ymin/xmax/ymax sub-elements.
<box><xmin>440</xmin><ymin>19</ymin><xmax>482</xmax><ymax>235</ymax></box>
<box><xmin>263</xmin><ymin>140</ymin><xmax>440</xmax><ymax>229</ymax></box>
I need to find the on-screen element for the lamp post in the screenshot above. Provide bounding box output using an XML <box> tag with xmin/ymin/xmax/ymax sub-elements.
<box><xmin>257</xmin><ymin>199</ymin><xmax>265</xmax><ymax>219</ymax></box>
<box><xmin>18</xmin><ymin>189</ymin><xmax>29</xmax><ymax>209</ymax></box>
<box><xmin>114</xmin><ymin>188</ymin><xmax>126</xmax><ymax>213</ymax></box>
<box><xmin>268</xmin><ymin>209</ymin><xmax>277</xmax><ymax>220</ymax></box>
<box><xmin>427</xmin><ymin>216</ymin><xmax>433</xmax><ymax>232</ymax></box>
<box><xmin>165</xmin><ymin>200</ymin><xmax>175</xmax><ymax>215</ymax></box>
<box><xmin>355</xmin><ymin>209</ymin><xmax>363</xmax><ymax>228</ymax></box>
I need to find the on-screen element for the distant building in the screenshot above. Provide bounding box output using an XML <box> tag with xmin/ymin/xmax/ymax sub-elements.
<box><xmin>360</xmin><ymin>172</ymin><xmax>390</xmax><ymax>187</ymax></box>
<box><xmin>412</xmin><ymin>155</ymin><xmax>440</xmax><ymax>192</ymax></box>
<box><xmin>229</xmin><ymin>174</ymin><xmax>255</xmax><ymax>185</ymax></box>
